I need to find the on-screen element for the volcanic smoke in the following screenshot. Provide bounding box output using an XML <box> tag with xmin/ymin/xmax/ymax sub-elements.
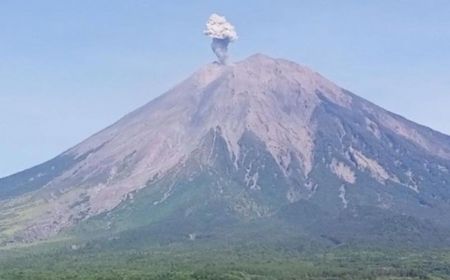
<box><xmin>204</xmin><ymin>13</ymin><xmax>238</xmax><ymax>65</ymax></box>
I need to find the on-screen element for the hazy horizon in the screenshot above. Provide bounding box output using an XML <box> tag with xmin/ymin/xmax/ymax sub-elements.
<box><xmin>1</xmin><ymin>0</ymin><xmax>449</xmax><ymax>177</ymax></box>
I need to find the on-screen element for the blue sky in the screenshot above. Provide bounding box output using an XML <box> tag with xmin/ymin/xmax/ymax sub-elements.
<box><xmin>1</xmin><ymin>1</ymin><xmax>449</xmax><ymax>177</ymax></box>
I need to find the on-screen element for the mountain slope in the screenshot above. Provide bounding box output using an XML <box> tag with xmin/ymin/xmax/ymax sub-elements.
<box><xmin>1</xmin><ymin>54</ymin><xmax>450</xmax><ymax>247</ymax></box>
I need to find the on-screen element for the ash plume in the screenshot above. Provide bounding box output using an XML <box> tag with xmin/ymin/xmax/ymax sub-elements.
<box><xmin>204</xmin><ymin>13</ymin><xmax>238</xmax><ymax>65</ymax></box>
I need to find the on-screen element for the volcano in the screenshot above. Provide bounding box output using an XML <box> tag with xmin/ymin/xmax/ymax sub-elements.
<box><xmin>1</xmin><ymin>54</ymin><xmax>450</xmax><ymax>247</ymax></box>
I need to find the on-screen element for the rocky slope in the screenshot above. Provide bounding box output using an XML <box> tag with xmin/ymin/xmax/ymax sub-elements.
<box><xmin>1</xmin><ymin>54</ymin><xmax>450</xmax><ymax>246</ymax></box>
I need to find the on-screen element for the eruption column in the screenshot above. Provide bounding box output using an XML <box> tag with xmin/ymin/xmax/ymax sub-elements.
<box><xmin>204</xmin><ymin>14</ymin><xmax>238</xmax><ymax>65</ymax></box>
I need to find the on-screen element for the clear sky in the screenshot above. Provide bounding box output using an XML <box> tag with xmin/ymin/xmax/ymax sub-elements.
<box><xmin>1</xmin><ymin>1</ymin><xmax>449</xmax><ymax>177</ymax></box>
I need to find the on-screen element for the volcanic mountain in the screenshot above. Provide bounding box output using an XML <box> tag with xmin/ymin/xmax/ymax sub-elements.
<box><xmin>1</xmin><ymin>54</ymin><xmax>450</xmax><ymax>247</ymax></box>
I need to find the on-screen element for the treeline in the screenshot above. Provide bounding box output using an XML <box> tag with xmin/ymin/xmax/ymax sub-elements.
<box><xmin>1</xmin><ymin>245</ymin><xmax>449</xmax><ymax>280</ymax></box>
<box><xmin>0</xmin><ymin>268</ymin><xmax>444</xmax><ymax>280</ymax></box>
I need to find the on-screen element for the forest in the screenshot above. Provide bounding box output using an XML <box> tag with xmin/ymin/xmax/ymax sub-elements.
<box><xmin>1</xmin><ymin>242</ymin><xmax>449</xmax><ymax>280</ymax></box>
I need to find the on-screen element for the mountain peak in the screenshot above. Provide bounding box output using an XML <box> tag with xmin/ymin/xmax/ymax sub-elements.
<box><xmin>2</xmin><ymin>54</ymin><xmax>450</xmax><ymax>246</ymax></box>
<box><xmin>240</xmin><ymin>53</ymin><xmax>278</xmax><ymax>63</ymax></box>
